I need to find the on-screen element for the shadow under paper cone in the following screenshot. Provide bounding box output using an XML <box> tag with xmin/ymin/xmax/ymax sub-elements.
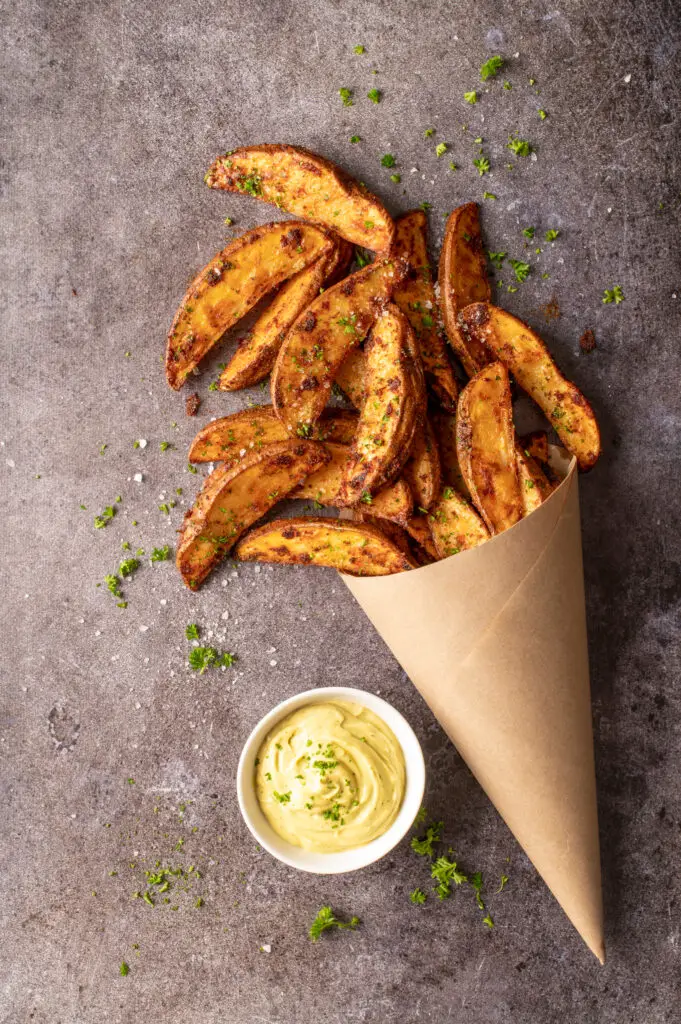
<box><xmin>342</xmin><ymin>458</ymin><xmax>605</xmax><ymax>962</ymax></box>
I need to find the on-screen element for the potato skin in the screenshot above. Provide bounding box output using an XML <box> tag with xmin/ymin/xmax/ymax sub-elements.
<box><xmin>456</xmin><ymin>362</ymin><xmax>523</xmax><ymax>534</ymax></box>
<box><xmin>438</xmin><ymin>203</ymin><xmax>491</xmax><ymax>378</ymax></box>
<box><xmin>391</xmin><ymin>210</ymin><xmax>459</xmax><ymax>411</ymax></box>
<box><xmin>188</xmin><ymin>406</ymin><xmax>358</xmax><ymax>464</ymax></box>
<box><xmin>166</xmin><ymin>222</ymin><xmax>332</xmax><ymax>390</ymax></box>
<box><xmin>176</xmin><ymin>440</ymin><xmax>330</xmax><ymax>589</ymax></box>
<box><xmin>402</xmin><ymin>419</ymin><xmax>441</xmax><ymax>511</ymax></box>
<box><xmin>218</xmin><ymin>239</ymin><xmax>353</xmax><ymax>391</ymax></box>
<box><xmin>271</xmin><ymin>258</ymin><xmax>403</xmax><ymax>433</ymax></box>
<box><xmin>205</xmin><ymin>144</ymin><xmax>395</xmax><ymax>251</ymax></box>
<box><xmin>460</xmin><ymin>302</ymin><xmax>601</xmax><ymax>471</ymax></box>
<box><xmin>236</xmin><ymin>516</ymin><xmax>416</xmax><ymax>575</ymax></box>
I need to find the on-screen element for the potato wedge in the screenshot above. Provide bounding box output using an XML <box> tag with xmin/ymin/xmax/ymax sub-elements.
<box><xmin>456</xmin><ymin>362</ymin><xmax>523</xmax><ymax>534</ymax></box>
<box><xmin>392</xmin><ymin>210</ymin><xmax>459</xmax><ymax>410</ymax></box>
<box><xmin>188</xmin><ymin>406</ymin><xmax>357</xmax><ymax>464</ymax></box>
<box><xmin>405</xmin><ymin>514</ymin><xmax>439</xmax><ymax>561</ymax></box>
<box><xmin>427</xmin><ymin>486</ymin><xmax>490</xmax><ymax>558</ymax></box>
<box><xmin>347</xmin><ymin>509</ymin><xmax>414</xmax><ymax>557</ymax></box>
<box><xmin>458</xmin><ymin>303</ymin><xmax>601</xmax><ymax>470</ymax></box>
<box><xmin>236</xmin><ymin>517</ymin><xmax>416</xmax><ymax>575</ymax></box>
<box><xmin>176</xmin><ymin>441</ymin><xmax>329</xmax><ymax>589</ymax></box>
<box><xmin>217</xmin><ymin>239</ymin><xmax>353</xmax><ymax>391</ymax></box>
<box><xmin>205</xmin><ymin>144</ymin><xmax>394</xmax><ymax>251</ymax></box>
<box><xmin>166</xmin><ymin>222</ymin><xmax>332</xmax><ymax>390</ymax></box>
<box><xmin>292</xmin><ymin>442</ymin><xmax>412</xmax><ymax>525</ymax></box>
<box><xmin>271</xmin><ymin>258</ymin><xmax>402</xmax><ymax>432</ymax></box>
<box><xmin>438</xmin><ymin>203</ymin><xmax>491</xmax><ymax>377</ymax></box>
<box><xmin>339</xmin><ymin>305</ymin><xmax>418</xmax><ymax>505</ymax></box>
<box><xmin>515</xmin><ymin>443</ymin><xmax>554</xmax><ymax>515</ymax></box>
<box><xmin>402</xmin><ymin>419</ymin><xmax>441</xmax><ymax>510</ymax></box>
<box><xmin>334</xmin><ymin>346</ymin><xmax>366</xmax><ymax>407</ymax></box>
<box><xmin>518</xmin><ymin>430</ymin><xmax>550</xmax><ymax>466</ymax></box>
<box><xmin>431</xmin><ymin>412</ymin><xmax>471</xmax><ymax>500</ymax></box>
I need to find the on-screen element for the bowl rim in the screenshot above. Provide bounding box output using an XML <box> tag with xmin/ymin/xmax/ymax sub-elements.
<box><xmin>236</xmin><ymin>685</ymin><xmax>426</xmax><ymax>874</ymax></box>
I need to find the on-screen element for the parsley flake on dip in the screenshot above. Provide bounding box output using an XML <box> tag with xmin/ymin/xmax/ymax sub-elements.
<box><xmin>255</xmin><ymin>700</ymin><xmax>406</xmax><ymax>852</ymax></box>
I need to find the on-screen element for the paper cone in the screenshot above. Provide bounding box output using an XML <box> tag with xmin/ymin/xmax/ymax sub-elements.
<box><xmin>342</xmin><ymin>455</ymin><xmax>604</xmax><ymax>962</ymax></box>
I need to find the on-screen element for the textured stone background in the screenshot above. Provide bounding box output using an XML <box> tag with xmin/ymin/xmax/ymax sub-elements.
<box><xmin>2</xmin><ymin>1</ymin><xmax>680</xmax><ymax>1021</ymax></box>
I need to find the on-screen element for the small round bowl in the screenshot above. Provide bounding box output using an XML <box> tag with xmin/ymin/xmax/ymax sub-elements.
<box><xmin>236</xmin><ymin>686</ymin><xmax>425</xmax><ymax>874</ymax></box>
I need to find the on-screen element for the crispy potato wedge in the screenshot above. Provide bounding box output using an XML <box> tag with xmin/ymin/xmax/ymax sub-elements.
<box><xmin>348</xmin><ymin>509</ymin><xmax>414</xmax><ymax>557</ymax></box>
<box><xmin>217</xmin><ymin>239</ymin><xmax>353</xmax><ymax>391</ymax></box>
<box><xmin>335</xmin><ymin>346</ymin><xmax>367</xmax><ymax>407</ymax></box>
<box><xmin>271</xmin><ymin>258</ymin><xmax>402</xmax><ymax>432</ymax></box>
<box><xmin>236</xmin><ymin>516</ymin><xmax>416</xmax><ymax>575</ymax></box>
<box><xmin>438</xmin><ymin>203</ymin><xmax>491</xmax><ymax>378</ymax></box>
<box><xmin>515</xmin><ymin>443</ymin><xmax>554</xmax><ymax>515</ymax></box>
<box><xmin>402</xmin><ymin>419</ymin><xmax>441</xmax><ymax>510</ymax></box>
<box><xmin>405</xmin><ymin>514</ymin><xmax>439</xmax><ymax>562</ymax></box>
<box><xmin>459</xmin><ymin>303</ymin><xmax>601</xmax><ymax>470</ymax></box>
<box><xmin>392</xmin><ymin>210</ymin><xmax>459</xmax><ymax>410</ymax></box>
<box><xmin>456</xmin><ymin>362</ymin><xmax>523</xmax><ymax>534</ymax></box>
<box><xmin>188</xmin><ymin>406</ymin><xmax>357</xmax><ymax>464</ymax></box>
<box><xmin>205</xmin><ymin>144</ymin><xmax>395</xmax><ymax>251</ymax></box>
<box><xmin>339</xmin><ymin>305</ymin><xmax>418</xmax><ymax>504</ymax></box>
<box><xmin>166</xmin><ymin>222</ymin><xmax>332</xmax><ymax>390</ymax></box>
<box><xmin>519</xmin><ymin>430</ymin><xmax>550</xmax><ymax>465</ymax></box>
<box><xmin>176</xmin><ymin>441</ymin><xmax>329</xmax><ymax>589</ymax></box>
<box><xmin>427</xmin><ymin>486</ymin><xmax>491</xmax><ymax>558</ymax></box>
<box><xmin>431</xmin><ymin>412</ymin><xmax>471</xmax><ymax>500</ymax></box>
<box><xmin>292</xmin><ymin>442</ymin><xmax>413</xmax><ymax>525</ymax></box>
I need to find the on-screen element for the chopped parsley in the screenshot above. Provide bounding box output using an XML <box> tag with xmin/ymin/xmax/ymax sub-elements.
<box><xmin>159</xmin><ymin>441</ymin><xmax>172</xmax><ymax>452</ymax></box>
<box><xmin>410</xmin><ymin>888</ymin><xmax>427</xmax><ymax>905</ymax></box>
<box><xmin>390</xmin><ymin>173</ymin><xmax>401</xmax><ymax>183</ymax></box>
<box><xmin>435</xmin><ymin>142</ymin><xmax>448</xmax><ymax>157</ymax></box>
<box><xmin>473</xmin><ymin>157</ymin><xmax>490</xmax><ymax>176</ymax></box>
<box><xmin>488</xmin><ymin>251</ymin><xmax>507</xmax><ymax>269</ymax></box>
<box><xmin>602</xmin><ymin>285</ymin><xmax>624</xmax><ymax>304</ymax></box>
<box><xmin>507</xmin><ymin>136</ymin><xmax>532</xmax><ymax>157</ymax></box>
<box><xmin>353</xmin><ymin>44</ymin><xmax>365</xmax><ymax>54</ymax></box>
<box><xmin>105</xmin><ymin>574</ymin><xmax>122</xmax><ymax>598</ymax></box>
<box><xmin>483</xmin><ymin>191</ymin><xmax>497</xmax><ymax>200</ymax></box>
<box><xmin>309</xmin><ymin>906</ymin><xmax>360</xmax><ymax>942</ymax></box>
<box><xmin>522</xmin><ymin>226</ymin><xmax>535</xmax><ymax>240</ymax></box>
<box><xmin>339</xmin><ymin>87</ymin><xmax>354</xmax><ymax>107</ymax></box>
<box><xmin>349</xmin><ymin>134</ymin><xmax>361</xmax><ymax>143</ymax></box>
<box><xmin>119</xmin><ymin>961</ymin><xmax>130</xmax><ymax>977</ymax></box>
<box><xmin>367</xmin><ymin>88</ymin><xmax>381</xmax><ymax>103</ymax></box>
<box><xmin>188</xmin><ymin>647</ymin><xmax>237</xmax><ymax>673</ymax></box>
<box><xmin>509</xmin><ymin>259</ymin><xmax>531</xmax><ymax>282</ymax></box>
<box><xmin>380</xmin><ymin>153</ymin><xmax>396</xmax><ymax>167</ymax></box>
<box><xmin>419</xmin><ymin>201</ymin><xmax>432</xmax><ymax>212</ymax></box>
<box><xmin>236</xmin><ymin>174</ymin><xmax>262</xmax><ymax>196</ymax></box>
<box><xmin>538</xmin><ymin>109</ymin><xmax>548</xmax><ymax>120</ymax></box>
<box><xmin>431</xmin><ymin>856</ymin><xmax>468</xmax><ymax>899</ymax></box>
<box><xmin>424</xmin><ymin>127</ymin><xmax>435</xmax><ymax>137</ymax></box>
<box><xmin>119</xmin><ymin>558</ymin><xmax>139</xmax><ymax>578</ymax></box>
<box><xmin>185</xmin><ymin>623</ymin><xmax>200</xmax><ymax>640</ymax></box>
<box><xmin>411</xmin><ymin>821</ymin><xmax>443</xmax><ymax>857</ymax></box>
<box><xmin>150</xmin><ymin>545</ymin><xmax>171</xmax><ymax>562</ymax></box>
<box><xmin>496</xmin><ymin>874</ymin><xmax>510</xmax><ymax>893</ymax></box>
<box><xmin>464</xmin><ymin>90</ymin><xmax>477</xmax><ymax>104</ymax></box>
<box><xmin>544</xmin><ymin>228</ymin><xmax>560</xmax><ymax>241</ymax></box>
<box><xmin>94</xmin><ymin>505</ymin><xmax>116</xmax><ymax>529</ymax></box>
<box><xmin>483</xmin><ymin>913</ymin><xmax>495</xmax><ymax>928</ymax></box>
<box><xmin>273</xmin><ymin>791</ymin><xmax>291</xmax><ymax>804</ymax></box>
<box><xmin>480</xmin><ymin>55</ymin><xmax>504</xmax><ymax>81</ymax></box>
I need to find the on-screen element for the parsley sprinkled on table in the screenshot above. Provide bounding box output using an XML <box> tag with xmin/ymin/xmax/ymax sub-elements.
<box><xmin>480</xmin><ymin>55</ymin><xmax>504</xmax><ymax>81</ymax></box>
<box><xmin>603</xmin><ymin>285</ymin><xmax>624</xmax><ymax>304</ymax></box>
<box><xmin>309</xmin><ymin>906</ymin><xmax>360</xmax><ymax>942</ymax></box>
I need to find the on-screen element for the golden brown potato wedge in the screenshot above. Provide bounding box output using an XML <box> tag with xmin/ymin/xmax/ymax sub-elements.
<box><xmin>166</xmin><ymin>222</ymin><xmax>333</xmax><ymax>390</ymax></box>
<box><xmin>438</xmin><ymin>203</ymin><xmax>491</xmax><ymax>378</ymax></box>
<box><xmin>271</xmin><ymin>258</ymin><xmax>402</xmax><ymax>433</ymax></box>
<box><xmin>391</xmin><ymin>210</ymin><xmax>459</xmax><ymax>411</ymax></box>
<box><xmin>188</xmin><ymin>406</ymin><xmax>358</xmax><ymax>464</ymax></box>
<box><xmin>456</xmin><ymin>362</ymin><xmax>523</xmax><ymax>534</ymax></box>
<box><xmin>515</xmin><ymin>443</ymin><xmax>554</xmax><ymax>515</ymax></box>
<box><xmin>339</xmin><ymin>305</ymin><xmax>418</xmax><ymax>505</ymax></box>
<box><xmin>205</xmin><ymin>144</ymin><xmax>395</xmax><ymax>251</ymax></box>
<box><xmin>176</xmin><ymin>441</ymin><xmax>329</xmax><ymax>589</ymax></box>
<box><xmin>217</xmin><ymin>239</ymin><xmax>353</xmax><ymax>391</ymax></box>
<box><xmin>402</xmin><ymin>419</ymin><xmax>441</xmax><ymax>511</ymax></box>
<box><xmin>431</xmin><ymin>412</ymin><xmax>471</xmax><ymax>500</ymax></box>
<box><xmin>291</xmin><ymin>442</ymin><xmax>412</xmax><ymax>525</ymax></box>
<box><xmin>405</xmin><ymin>514</ymin><xmax>439</xmax><ymax>562</ymax></box>
<box><xmin>236</xmin><ymin>516</ymin><xmax>416</xmax><ymax>575</ymax></box>
<box><xmin>518</xmin><ymin>430</ymin><xmax>550</xmax><ymax>466</ymax></box>
<box><xmin>459</xmin><ymin>303</ymin><xmax>601</xmax><ymax>470</ymax></box>
<box><xmin>427</xmin><ymin>486</ymin><xmax>491</xmax><ymax>558</ymax></box>
<box><xmin>334</xmin><ymin>346</ymin><xmax>367</xmax><ymax>407</ymax></box>
<box><xmin>348</xmin><ymin>509</ymin><xmax>414</xmax><ymax>558</ymax></box>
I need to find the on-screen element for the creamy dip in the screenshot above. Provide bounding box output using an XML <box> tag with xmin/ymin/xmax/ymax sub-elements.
<box><xmin>255</xmin><ymin>700</ymin><xmax>406</xmax><ymax>852</ymax></box>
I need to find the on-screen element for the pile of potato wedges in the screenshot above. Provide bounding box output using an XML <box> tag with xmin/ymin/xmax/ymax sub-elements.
<box><xmin>166</xmin><ymin>144</ymin><xmax>600</xmax><ymax>587</ymax></box>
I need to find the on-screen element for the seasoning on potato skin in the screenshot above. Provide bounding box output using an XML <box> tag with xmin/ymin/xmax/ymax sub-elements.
<box><xmin>255</xmin><ymin>701</ymin><xmax>406</xmax><ymax>852</ymax></box>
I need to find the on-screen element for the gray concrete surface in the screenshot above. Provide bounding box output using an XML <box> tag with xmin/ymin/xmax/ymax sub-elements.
<box><xmin>2</xmin><ymin>1</ymin><xmax>680</xmax><ymax>1021</ymax></box>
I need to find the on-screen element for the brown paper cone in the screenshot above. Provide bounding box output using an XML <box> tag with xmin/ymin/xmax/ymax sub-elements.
<box><xmin>342</xmin><ymin>456</ymin><xmax>604</xmax><ymax>962</ymax></box>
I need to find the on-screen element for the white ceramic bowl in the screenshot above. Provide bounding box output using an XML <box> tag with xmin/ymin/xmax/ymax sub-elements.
<box><xmin>236</xmin><ymin>686</ymin><xmax>426</xmax><ymax>874</ymax></box>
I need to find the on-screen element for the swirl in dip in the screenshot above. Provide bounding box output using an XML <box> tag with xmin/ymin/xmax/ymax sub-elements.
<box><xmin>254</xmin><ymin>700</ymin><xmax>406</xmax><ymax>852</ymax></box>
